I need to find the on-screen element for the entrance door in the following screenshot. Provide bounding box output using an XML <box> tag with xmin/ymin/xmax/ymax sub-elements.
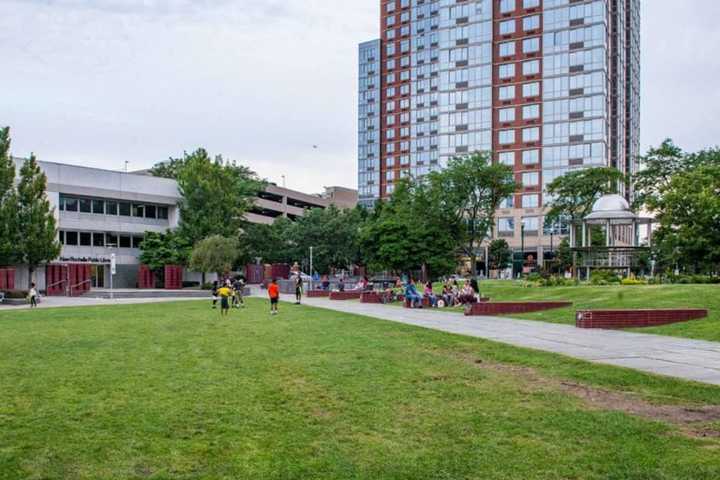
<box><xmin>91</xmin><ymin>265</ymin><xmax>105</xmax><ymax>288</ymax></box>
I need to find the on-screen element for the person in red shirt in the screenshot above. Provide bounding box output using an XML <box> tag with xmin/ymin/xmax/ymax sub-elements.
<box><xmin>268</xmin><ymin>278</ymin><xmax>280</xmax><ymax>315</ymax></box>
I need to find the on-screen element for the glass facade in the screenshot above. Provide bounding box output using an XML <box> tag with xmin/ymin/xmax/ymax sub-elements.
<box><xmin>358</xmin><ymin>0</ymin><xmax>639</xmax><ymax>251</ymax></box>
<box><xmin>358</xmin><ymin>39</ymin><xmax>381</xmax><ymax>208</ymax></box>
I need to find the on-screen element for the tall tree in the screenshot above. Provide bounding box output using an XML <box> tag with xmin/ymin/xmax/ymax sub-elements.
<box><xmin>189</xmin><ymin>235</ymin><xmax>240</xmax><ymax>280</ymax></box>
<box><xmin>139</xmin><ymin>231</ymin><xmax>191</xmax><ymax>271</ymax></box>
<box><xmin>427</xmin><ymin>152</ymin><xmax>516</xmax><ymax>276</ymax></box>
<box><xmin>174</xmin><ymin>149</ymin><xmax>264</xmax><ymax>246</ymax></box>
<box><xmin>632</xmin><ymin>139</ymin><xmax>685</xmax><ymax>209</ymax></box>
<box><xmin>544</xmin><ymin>167</ymin><xmax>626</xmax><ymax>246</ymax></box>
<box><xmin>16</xmin><ymin>154</ymin><xmax>61</xmax><ymax>287</ymax></box>
<box><xmin>238</xmin><ymin>217</ymin><xmax>296</xmax><ymax>266</ymax></box>
<box><xmin>0</xmin><ymin>127</ymin><xmax>19</xmax><ymax>266</ymax></box>
<box><xmin>488</xmin><ymin>239</ymin><xmax>512</xmax><ymax>271</ymax></box>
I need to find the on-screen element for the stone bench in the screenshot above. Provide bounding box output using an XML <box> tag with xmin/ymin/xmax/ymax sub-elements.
<box><xmin>329</xmin><ymin>291</ymin><xmax>362</xmax><ymax>301</ymax></box>
<box><xmin>576</xmin><ymin>309</ymin><xmax>709</xmax><ymax>329</ymax></box>
<box><xmin>306</xmin><ymin>290</ymin><xmax>330</xmax><ymax>298</ymax></box>
<box><xmin>360</xmin><ymin>291</ymin><xmax>384</xmax><ymax>303</ymax></box>
<box><xmin>465</xmin><ymin>301</ymin><xmax>572</xmax><ymax>316</ymax></box>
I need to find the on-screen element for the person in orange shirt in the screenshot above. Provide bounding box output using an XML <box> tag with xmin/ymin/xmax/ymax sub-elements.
<box><xmin>268</xmin><ymin>278</ymin><xmax>280</xmax><ymax>315</ymax></box>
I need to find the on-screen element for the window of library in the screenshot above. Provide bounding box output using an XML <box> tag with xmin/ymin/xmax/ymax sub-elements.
<box><xmin>132</xmin><ymin>236</ymin><xmax>144</xmax><ymax>249</ymax></box>
<box><xmin>80</xmin><ymin>232</ymin><xmax>92</xmax><ymax>246</ymax></box>
<box><xmin>93</xmin><ymin>233</ymin><xmax>105</xmax><ymax>247</ymax></box>
<box><xmin>145</xmin><ymin>205</ymin><xmax>157</xmax><ymax>219</ymax></box>
<box><xmin>64</xmin><ymin>196</ymin><xmax>78</xmax><ymax>212</ymax></box>
<box><xmin>133</xmin><ymin>204</ymin><xmax>145</xmax><ymax>218</ymax></box>
<box><xmin>158</xmin><ymin>206</ymin><xmax>169</xmax><ymax>220</ymax></box>
<box><xmin>65</xmin><ymin>231</ymin><xmax>78</xmax><ymax>246</ymax></box>
<box><xmin>119</xmin><ymin>202</ymin><xmax>131</xmax><ymax>216</ymax></box>
<box><xmin>106</xmin><ymin>201</ymin><xmax>118</xmax><ymax>215</ymax></box>
<box><xmin>119</xmin><ymin>235</ymin><xmax>132</xmax><ymax>248</ymax></box>
<box><xmin>92</xmin><ymin>199</ymin><xmax>104</xmax><ymax>214</ymax></box>
<box><xmin>59</xmin><ymin>231</ymin><xmax>65</xmax><ymax>244</ymax></box>
<box><xmin>106</xmin><ymin>233</ymin><xmax>118</xmax><ymax>247</ymax></box>
<box><xmin>79</xmin><ymin>198</ymin><xmax>92</xmax><ymax>213</ymax></box>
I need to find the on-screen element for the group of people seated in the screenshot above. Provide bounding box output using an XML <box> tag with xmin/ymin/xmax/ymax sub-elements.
<box><xmin>399</xmin><ymin>277</ymin><xmax>481</xmax><ymax>309</ymax></box>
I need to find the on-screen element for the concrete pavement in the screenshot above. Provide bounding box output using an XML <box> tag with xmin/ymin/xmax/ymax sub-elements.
<box><xmin>290</xmin><ymin>295</ymin><xmax>720</xmax><ymax>387</ymax></box>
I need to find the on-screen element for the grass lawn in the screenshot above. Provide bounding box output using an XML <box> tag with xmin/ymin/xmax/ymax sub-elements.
<box><xmin>2</xmin><ymin>299</ymin><xmax>720</xmax><ymax>479</ymax></box>
<box><xmin>454</xmin><ymin>281</ymin><xmax>720</xmax><ymax>342</ymax></box>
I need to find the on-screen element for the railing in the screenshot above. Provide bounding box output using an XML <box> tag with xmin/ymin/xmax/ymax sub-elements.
<box><xmin>69</xmin><ymin>279</ymin><xmax>92</xmax><ymax>296</ymax></box>
<box><xmin>46</xmin><ymin>278</ymin><xmax>67</xmax><ymax>295</ymax></box>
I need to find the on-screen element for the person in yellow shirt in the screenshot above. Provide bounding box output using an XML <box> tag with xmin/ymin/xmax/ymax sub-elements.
<box><xmin>216</xmin><ymin>284</ymin><xmax>232</xmax><ymax>316</ymax></box>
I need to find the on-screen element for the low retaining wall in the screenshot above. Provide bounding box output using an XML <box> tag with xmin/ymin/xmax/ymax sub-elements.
<box><xmin>329</xmin><ymin>291</ymin><xmax>362</xmax><ymax>301</ymax></box>
<box><xmin>306</xmin><ymin>290</ymin><xmax>330</xmax><ymax>298</ymax></box>
<box><xmin>360</xmin><ymin>291</ymin><xmax>383</xmax><ymax>303</ymax></box>
<box><xmin>576</xmin><ymin>309</ymin><xmax>709</xmax><ymax>329</ymax></box>
<box><xmin>465</xmin><ymin>301</ymin><xmax>572</xmax><ymax>316</ymax></box>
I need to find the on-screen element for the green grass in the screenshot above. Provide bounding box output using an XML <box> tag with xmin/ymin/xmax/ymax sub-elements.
<box><xmin>448</xmin><ymin>281</ymin><xmax>720</xmax><ymax>341</ymax></box>
<box><xmin>2</xmin><ymin>299</ymin><xmax>720</xmax><ymax>479</ymax></box>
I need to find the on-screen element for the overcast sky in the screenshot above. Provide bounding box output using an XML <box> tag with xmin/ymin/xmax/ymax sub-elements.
<box><xmin>2</xmin><ymin>0</ymin><xmax>719</xmax><ymax>193</ymax></box>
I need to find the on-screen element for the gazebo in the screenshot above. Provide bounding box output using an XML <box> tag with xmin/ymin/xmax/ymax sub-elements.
<box><xmin>572</xmin><ymin>194</ymin><xmax>653</xmax><ymax>279</ymax></box>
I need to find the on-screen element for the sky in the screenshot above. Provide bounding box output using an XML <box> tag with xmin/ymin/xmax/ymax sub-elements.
<box><xmin>2</xmin><ymin>0</ymin><xmax>719</xmax><ymax>193</ymax></box>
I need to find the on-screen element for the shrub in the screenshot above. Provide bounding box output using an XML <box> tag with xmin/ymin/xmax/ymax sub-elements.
<box><xmin>589</xmin><ymin>270</ymin><xmax>621</xmax><ymax>285</ymax></box>
<box><xmin>621</xmin><ymin>278</ymin><xmax>647</xmax><ymax>286</ymax></box>
<box><xmin>2</xmin><ymin>290</ymin><xmax>30</xmax><ymax>299</ymax></box>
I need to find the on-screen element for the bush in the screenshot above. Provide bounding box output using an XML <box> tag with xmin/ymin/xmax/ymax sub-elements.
<box><xmin>621</xmin><ymin>278</ymin><xmax>647</xmax><ymax>286</ymax></box>
<box><xmin>589</xmin><ymin>270</ymin><xmax>621</xmax><ymax>285</ymax></box>
<box><xmin>540</xmin><ymin>276</ymin><xmax>577</xmax><ymax>287</ymax></box>
<box><xmin>665</xmin><ymin>274</ymin><xmax>720</xmax><ymax>285</ymax></box>
<box><xmin>2</xmin><ymin>290</ymin><xmax>30</xmax><ymax>299</ymax></box>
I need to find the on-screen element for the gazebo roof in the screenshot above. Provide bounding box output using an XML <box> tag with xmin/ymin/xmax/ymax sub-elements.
<box><xmin>585</xmin><ymin>194</ymin><xmax>637</xmax><ymax>223</ymax></box>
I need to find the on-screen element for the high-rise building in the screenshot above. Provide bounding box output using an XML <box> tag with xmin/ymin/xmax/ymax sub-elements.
<box><xmin>357</xmin><ymin>0</ymin><xmax>640</xmax><ymax>265</ymax></box>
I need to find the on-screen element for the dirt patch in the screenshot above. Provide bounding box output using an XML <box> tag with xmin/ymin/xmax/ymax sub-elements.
<box><xmin>447</xmin><ymin>351</ymin><xmax>720</xmax><ymax>439</ymax></box>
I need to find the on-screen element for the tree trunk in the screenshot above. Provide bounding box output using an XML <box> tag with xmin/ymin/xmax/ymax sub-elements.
<box><xmin>469</xmin><ymin>253</ymin><xmax>477</xmax><ymax>277</ymax></box>
<box><xmin>201</xmin><ymin>271</ymin><xmax>206</xmax><ymax>288</ymax></box>
<box><xmin>28</xmin><ymin>265</ymin><xmax>35</xmax><ymax>290</ymax></box>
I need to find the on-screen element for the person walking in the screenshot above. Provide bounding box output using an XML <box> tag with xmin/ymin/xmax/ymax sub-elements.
<box><xmin>268</xmin><ymin>278</ymin><xmax>280</xmax><ymax>315</ymax></box>
<box><xmin>211</xmin><ymin>280</ymin><xmax>219</xmax><ymax>309</ymax></box>
<box><xmin>28</xmin><ymin>283</ymin><xmax>38</xmax><ymax>308</ymax></box>
<box><xmin>233</xmin><ymin>276</ymin><xmax>245</xmax><ymax>308</ymax></box>
<box><xmin>294</xmin><ymin>275</ymin><xmax>303</xmax><ymax>305</ymax></box>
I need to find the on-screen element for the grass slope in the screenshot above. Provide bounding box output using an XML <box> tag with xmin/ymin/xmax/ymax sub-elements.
<box><xmin>1</xmin><ymin>299</ymin><xmax>720</xmax><ymax>479</ymax></box>
<box><xmin>466</xmin><ymin>282</ymin><xmax>720</xmax><ymax>341</ymax></box>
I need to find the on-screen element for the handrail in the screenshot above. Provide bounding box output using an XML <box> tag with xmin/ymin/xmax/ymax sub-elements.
<box><xmin>69</xmin><ymin>279</ymin><xmax>92</xmax><ymax>295</ymax></box>
<box><xmin>47</xmin><ymin>279</ymin><xmax>67</xmax><ymax>290</ymax></box>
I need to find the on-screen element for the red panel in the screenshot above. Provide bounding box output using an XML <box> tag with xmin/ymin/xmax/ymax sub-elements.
<box><xmin>307</xmin><ymin>290</ymin><xmax>330</xmax><ymax>298</ymax></box>
<box><xmin>45</xmin><ymin>265</ymin><xmax>67</xmax><ymax>296</ymax></box>
<box><xmin>271</xmin><ymin>264</ymin><xmax>290</xmax><ymax>280</ymax></box>
<box><xmin>576</xmin><ymin>309</ymin><xmax>709</xmax><ymax>329</ymax></box>
<box><xmin>329</xmin><ymin>291</ymin><xmax>362</xmax><ymax>301</ymax></box>
<box><xmin>164</xmin><ymin>265</ymin><xmax>183</xmax><ymax>290</ymax></box>
<box><xmin>465</xmin><ymin>302</ymin><xmax>572</xmax><ymax>316</ymax></box>
<box><xmin>0</xmin><ymin>268</ymin><xmax>14</xmax><ymax>290</ymax></box>
<box><xmin>138</xmin><ymin>265</ymin><xmax>156</xmax><ymax>289</ymax></box>
<box><xmin>245</xmin><ymin>264</ymin><xmax>264</xmax><ymax>284</ymax></box>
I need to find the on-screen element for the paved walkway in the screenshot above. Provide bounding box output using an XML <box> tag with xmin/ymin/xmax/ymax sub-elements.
<box><xmin>291</xmin><ymin>295</ymin><xmax>720</xmax><ymax>387</ymax></box>
<box><xmin>1</xmin><ymin>295</ymin><xmax>205</xmax><ymax>311</ymax></box>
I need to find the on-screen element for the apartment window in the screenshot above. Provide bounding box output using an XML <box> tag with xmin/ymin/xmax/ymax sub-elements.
<box><xmin>522</xmin><ymin>127</ymin><xmax>540</xmax><ymax>142</ymax></box>
<box><xmin>522</xmin><ymin>149</ymin><xmax>540</xmax><ymax>165</ymax></box>
<box><xmin>498</xmin><ymin>218</ymin><xmax>515</xmax><ymax>233</ymax></box>
<box><xmin>386</xmin><ymin>130</ymin><xmax>396</xmax><ymax>140</ymax></box>
<box><xmin>523</xmin><ymin>15</ymin><xmax>540</xmax><ymax>31</ymax></box>
<box><xmin>522</xmin><ymin>104</ymin><xmax>540</xmax><ymax>119</ymax></box>
<box><xmin>523</xmin><ymin>0</ymin><xmax>540</xmax><ymax>8</ymax></box>
<box><xmin>522</xmin><ymin>38</ymin><xmax>540</xmax><ymax>54</ymax></box>
<box><xmin>92</xmin><ymin>232</ymin><xmax>105</xmax><ymax>247</ymax></box>
<box><xmin>499</xmin><ymin>196</ymin><xmax>514</xmax><ymax>209</ymax></box>
<box><xmin>386</xmin><ymin>43</ymin><xmax>395</xmax><ymax>56</ymax></box>
<box><xmin>499</xmin><ymin>151</ymin><xmax>515</xmax><ymax>166</ymax></box>
<box><xmin>118</xmin><ymin>202</ymin><xmax>131</xmax><ymax>216</ymax></box>
<box><xmin>498</xmin><ymin>85</ymin><xmax>515</xmax><ymax>100</ymax></box>
<box><xmin>522</xmin><ymin>172</ymin><xmax>539</xmax><ymax>186</ymax></box>
<box><xmin>499</xmin><ymin>130</ymin><xmax>516</xmax><ymax>145</ymax></box>
<box><xmin>387</xmin><ymin>115</ymin><xmax>395</xmax><ymax>126</ymax></box>
<box><xmin>522</xmin><ymin>82</ymin><xmax>540</xmax><ymax>97</ymax></box>
<box><xmin>499</xmin><ymin>19</ymin><xmax>515</xmax><ymax>35</ymax></box>
<box><xmin>92</xmin><ymin>199</ymin><xmax>104</xmax><ymax>214</ymax></box>
<box><xmin>500</xmin><ymin>0</ymin><xmax>516</xmax><ymax>14</ymax></box>
<box><xmin>499</xmin><ymin>41</ymin><xmax>515</xmax><ymax>57</ymax></box>
<box><xmin>499</xmin><ymin>63</ymin><xmax>515</xmax><ymax>79</ymax></box>
<box><xmin>65</xmin><ymin>231</ymin><xmax>78</xmax><ymax>246</ymax></box>
<box><xmin>386</xmin><ymin>2</ymin><xmax>395</xmax><ymax>13</ymax></box>
<box><xmin>79</xmin><ymin>198</ymin><xmax>91</xmax><ymax>213</ymax></box>
<box><xmin>499</xmin><ymin>107</ymin><xmax>516</xmax><ymax>122</ymax></box>
<box><xmin>79</xmin><ymin>232</ymin><xmax>92</xmax><ymax>246</ymax></box>
<box><xmin>522</xmin><ymin>194</ymin><xmax>539</xmax><ymax>208</ymax></box>
<box><xmin>522</xmin><ymin>216</ymin><xmax>539</xmax><ymax>232</ymax></box>
<box><xmin>522</xmin><ymin>60</ymin><xmax>540</xmax><ymax>76</ymax></box>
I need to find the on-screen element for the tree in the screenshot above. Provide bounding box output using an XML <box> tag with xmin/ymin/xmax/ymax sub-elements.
<box><xmin>427</xmin><ymin>152</ymin><xmax>516</xmax><ymax>276</ymax></box>
<box><xmin>171</xmin><ymin>149</ymin><xmax>264</xmax><ymax>246</ymax></box>
<box><xmin>16</xmin><ymin>154</ymin><xmax>61</xmax><ymax>287</ymax></box>
<box><xmin>544</xmin><ymin>167</ymin><xmax>626</xmax><ymax>246</ymax></box>
<box><xmin>189</xmin><ymin>235</ymin><xmax>240</xmax><ymax>282</ymax></box>
<box><xmin>650</xmin><ymin>165</ymin><xmax>720</xmax><ymax>274</ymax></box>
<box><xmin>0</xmin><ymin>127</ymin><xmax>19</xmax><ymax>266</ymax></box>
<box><xmin>555</xmin><ymin>238</ymin><xmax>573</xmax><ymax>273</ymax></box>
<box><xmin>238</xmin><ymin>217</ymin><xmax>296</xmax><ymax>266</ymax></box>
<box><xmin>488</xmin><ymin>239</ymin><xmax>512</xmax><ymax>270</ymax></box>
<box><xmin>139</xmin><ymin>231</ymin><xmax>191</xmax><ymax>272</ymax></box>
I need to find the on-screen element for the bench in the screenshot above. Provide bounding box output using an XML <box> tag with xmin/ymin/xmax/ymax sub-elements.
<box><xmin>576</xmin><ymin>309</ymin><xmax>709</xmax><ymax>329</ymax></box>
<box><xmin>328</xmin><ymin>291</ymin><xmax>362</xmax><ymax>301</ymax></box>
<box><xmin>0</xmin><ymin>292</ymin><xmax>4</xmax><ymax>304</ymax></box>
<box><xmin>306</xmin><ymin>290</ymin><xmax>330</xmax><ymax>298</ymax></box>
<box><xmin>465</xmin><ymin>301</ymin><xmax>572</xmax><ymax>316</ymax></box>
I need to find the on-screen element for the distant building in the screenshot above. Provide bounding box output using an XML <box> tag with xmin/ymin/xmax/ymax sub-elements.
<box><xmin>247</xmin><ymin>184</ymin><xmax>358</xmax><ymax>225</ymax></box>
<box><xmin>358</xmin><ymin>0</ymin><xmax>640</xmax><ymax>267</ymax></box>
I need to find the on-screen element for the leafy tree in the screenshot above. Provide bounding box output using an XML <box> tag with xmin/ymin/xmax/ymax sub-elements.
<box><xmin>544</xmin><ymin>167</ymin><xmax>626</xmax><ymax>246</ymax></box>
<box><xmin>172</xmin><ymin>149</ymin><xmax>264</xmax><ymax>246</ymax></box>
<box><xmin>0</xmin><ymin>127</ymin><xmax>19</xmax><ymax>266</ymax></box>
<box><xmin>16</xmin><ymin>154</ymin><xmax>61</xmax><ymax>287</ymax></box>
<box><xmin>632</xmin><ymin>139</ymin><xmax>685</xmax><ymax>209</ymax></box>
<box><xmin>555</xmin><ymin>238</ymin><xmax>573</xmax><ymax>272</ymax></box>
<box><xmin>427</xmin><ymin>152</ymin><xmax>516</xmax><ymax>276</ymax></box>
<box><xmin>189</xmin><ymin>235</ymin><xmax>240</xmax><ymax>281</ymax></box>
<box><xmin>139</xmin><ymin>231</ymin><xmax>191</xmax><ymax>271</ymax></box>
<box><xmin>238</xmin><ymin>217</ymin><xmax>296</xmax><ymax>266</ymax></box>
<box><xmin>488</xmin><ymin>239</ymin><xmax>512</xmax><ymax>270</ymax></box>
<box><xmin>651</xmin><ymin>165</ymin><xmax>720</xmax><ymax>274</ymax></box>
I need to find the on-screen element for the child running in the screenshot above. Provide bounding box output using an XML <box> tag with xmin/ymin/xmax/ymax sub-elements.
<box><xmin>294</xmin><ymin>275</ymin><xmax>303</xmax><ymax>305</ymax></box>
<box><xmin>28</xmin><ymin>283</ymin><xmax>38</xmax><ymax>308</ymax></box>
<box><xmin>268</xmin><ymin>278</ymin><xmax>280</xmax><ymax>315</ymax></box>
<box><xmin>216</xmin><ymin>282</ymin><xmax>232</xmax><ymax>316</ymax></box>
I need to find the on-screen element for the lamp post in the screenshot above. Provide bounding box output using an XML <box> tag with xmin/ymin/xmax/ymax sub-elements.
<box><xmin>309</xmin><ymin>246</ymin><xmax>314</xmax><ymax>289</ymax></box>
<box><xmin>520</xmin><ymin>223</ymin><xmax>526</xmax><ymax>277</ymax></box>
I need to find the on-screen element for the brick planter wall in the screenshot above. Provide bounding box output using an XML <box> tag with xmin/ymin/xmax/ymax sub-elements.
<box><xmin>576</xmin><ymin>309</ymin><xmax>709</xmax><ymax>329</ymax></box>
<box><xmin>306</xmin><ymin>290</ymin><xmax>330</xmax><ymax>298</ymax></box>
<box><xmin>465</xmin><ymin>301</ymin><xmax>572</xmax><ymax>316</ymax></box>
<box><xmin>360</xmin><ymin>291</ymin><xmax>383</xmax><ymax>303</ymax></box>
<box><xmin>329</xmin><ymin>291</ymin><xmax>362</xmax><ymax>301</ymax></box>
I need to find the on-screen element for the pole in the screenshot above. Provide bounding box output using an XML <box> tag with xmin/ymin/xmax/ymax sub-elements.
<box><xmin>110</xmin><ymin>253</ymin><xmax>116</xmax><ymax>300</ymax></box>
<box><xmin>309</xmin><ymin>246</ymin><xmax>314</xmax><ymax>278</ymax></box>
<box><xmin>520</xmin><ymin>223</ymin><xmax>525</xmax><ymax>277</ymax></box>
